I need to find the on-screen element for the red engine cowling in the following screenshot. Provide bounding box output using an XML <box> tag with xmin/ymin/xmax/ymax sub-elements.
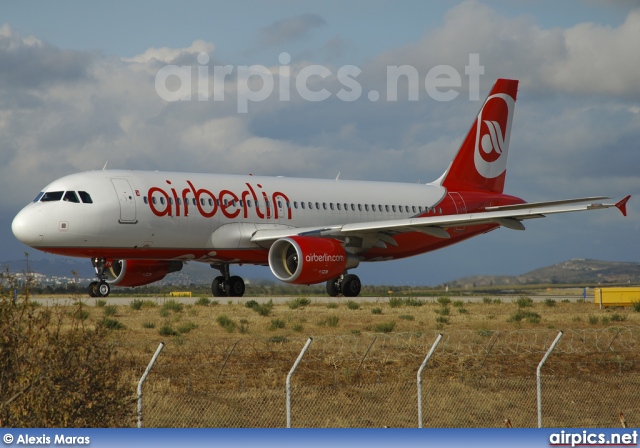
<box><xmin>268</xmin><ymin>236</ymin><xmax>348</xmax><ymax>285</ymax></box>
<box><xmin>104</xmin><ymin>259</ymin><xmax>183</xmax><ymax>287</ymax></box>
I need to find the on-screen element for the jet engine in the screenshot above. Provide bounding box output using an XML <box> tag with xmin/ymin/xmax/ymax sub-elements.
<box><xmin>268</xmin><ymin>236</ymin><xmax>358</xmax><ymax>285</ymax></box>
<box><xmin>103</xmin><ymin>259</ymin><xmax>183</xmax><ymax>287</ymax></box>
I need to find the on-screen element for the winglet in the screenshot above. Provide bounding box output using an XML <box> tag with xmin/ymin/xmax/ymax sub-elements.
<box><xmin>615</xmin><ymin>195</ymin><xmax>631</xmax><ymax>217</ymax></box>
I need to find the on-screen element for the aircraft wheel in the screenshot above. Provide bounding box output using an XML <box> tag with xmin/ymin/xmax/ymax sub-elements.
<box><xmin>88</xmin><ymin>281</ymin><xmax>99</xmax><ymax>298</ymax></box>
<box><xmin>98</xmin><ymin>282</ymin><xmax>111</xmax><ymax>297</ymax></box>
<box><xmin>225</xmin><ymin>275</ymin><xmax>245</xmax><ymax>297</ymax></box>
<box><xmin>326</xmin><ymin>278</ymin><xmax>340</xmax><ymax>297</ymax></box>
<box><xmin>341</xmin><ymin>274</ymin><xmax>361</xmax><ymax>297</ymax></box>
<box><xmin>212</xmin><ymin>276</ymin><xmax>225</xmax><ymax>297</ymax></box>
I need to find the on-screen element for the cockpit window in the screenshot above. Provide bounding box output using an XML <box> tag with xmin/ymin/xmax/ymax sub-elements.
<box><xmin>78</xmin><ymin>191</ymin><xmax>93</xmax><ymax>204</ymax></box>
<box><xmin>33</xmin><ymin>192</ymin><xmax>44</xmax><ymax>203</ymax></box>
<box><xmin>63</xmin><ymin>191</ymin><xmax>80</xmax><ymax>203</ymax></box>
<box><xmin>40</xmin><ymin>191</ymin><xmax>64</xmax><ymax>202</ymax></box>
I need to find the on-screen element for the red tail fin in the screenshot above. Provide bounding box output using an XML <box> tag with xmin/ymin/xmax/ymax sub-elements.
<box><xmin>441</xmin><ymin>79</ymin><xmax>519</xmax><ymax>194</ymax></box>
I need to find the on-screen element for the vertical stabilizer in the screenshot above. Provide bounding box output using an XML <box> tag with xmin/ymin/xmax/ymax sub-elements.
<box><xmin>441</xmin><ymin>79</ymin><xmax>518</xmax><ymax>193</ymax></box>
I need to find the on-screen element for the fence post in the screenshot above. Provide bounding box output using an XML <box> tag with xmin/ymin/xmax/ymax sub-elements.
<box><xmin>537</xmin><ymin>331</ymin><xmax>562</xmax><ymax>428</ymax></box>
<box><xmin>286</xmin><ymin>337</ymin><xmax>312</xmax><ymax>428</ymax></box>
<box><xmin>417</xmin><ymin>333</ymin><xmax>443</xmax><ymax>428</ymax></box>
<box><xmin>138</xmin><ymin>342</ymin><xmax>164</xmax><ymax>428</ymax></box>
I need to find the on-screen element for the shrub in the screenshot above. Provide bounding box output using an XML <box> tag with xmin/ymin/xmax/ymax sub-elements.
<box><xmin>246</xmin><ymin>300</ymin><xmax>273</xmax><ymax>316</ymax></box>
<box><xmin>70</xmin><ymin>307</ymin><xmax>90</xmax><ymax>321</ymax></box>
<box><xmin>399</xmin><ymin>314</ymin><xmax>414</xmax><ymax>321</ymax></box>
<box><xmin>292</xmin><ymin>324</ymin><xmax>304</xmax><ymax>332</ymax></box>
<box><xmin>195</xmin><ymin>297</ymin><xmax>211</xmax><ymax>306</ymax></box>
<box><xmin>143</xmin><ymin>321</ymin><xmax>156</xmax><ymax>329</ymax></box>
<box><xmin>95</xmin><ymin>299</ymin><xmax>107</xmax><ymax>307</ymax></box>
<box><xmin>239</xmin><ymin>318</ymin><xmax>249</xmax><ymax>334</ymax></box>
<box><xmin>508</xmin><ymin>310</ymin><xmax>541</xmax><ymax>324</ymax></box>
<box><xmin>177</xmin><ymin>321</ymin><xmax>198</xmax><ymax>334</ymax></box>
<box><xmin>318</xmin><ymin>316</ymin><xmax>339</xmax><ymax>327</ymax></box>
<box><xmin>0</xmin><ymin>297</ymin><xmax>133</xmax><ymax>427</ymax></box>
<box><xmin>632</xmin><ymin>302</ymin><xmax>640</xmax><ymax>312</ymax></box>
<box><xmin>130</xmin><ymin>299</ymin><xmax>144</xmax><ymax>310</ymax></box>
<box><xmin>434</xmin><ymin>306</ymin><xmax>450</xmax><ymax>316</ymax></box>
<box><xmin>516</xmin><ymin>297</ymin><xmax>534</xmax><ymax>308</ymax></box>
<box><xmin>287</xmin><ymin>297</ymin><xmax>311</xmax><ymax>309</ymax></box>
<box><xmin>588</xmin><ymin>315</ymin><xmax>599</xmax><ymax>325</ymax></box>
<box><xmin>405</xmin><ymin>298</ymin><xmax>425</xmax><ymax>307</ymax></box>
<box><xmin>103</xmin><ymin>305</ymin><xmax>117</xmax><ymax>316</ymax></box>
<box><xmin>435</xmin><ymin>316</ymin><xmax>449</xmax><ymax>324</ymax></box>
<box><xmin>162</xmin><ymin>300</ymin><xmax>183</xmax><ymax>313</ymax></box>
<box><xmin>437</xmin><ymin>297</ymin><xmax>451</xmax><ymax>306</ymax></box>
<box><xmin>374</xmin><ymin>321</ymin><xmax>396</xmax><ymax>333</ymax></box>
<box><xmin>158</xmin><ymin>324</ymin><xmax>178</xmax><ymax>336</ymax></box>
<box><xmin>544</xmin><ymin>299</ymin><xmax>556</xmax><ymax>307</ymax></box>
<box><xmin>388</xmin><ymin>297</ymin><xmax>403</xmax><ymax>308</ymax></box>
<box><xmin>482</xmin><ymin>297</ymin><xmax>493</xmax><ymax>304</ymax></box>
<box><xmin>216</xmin><ymin>315</ymin><xmax>236</xmax><ymax>332</ymax></box>
<box><xmin>99</xmin><ymin>318</ymin><xmax>125</xmax><ymax>330</ymax></box>
<box><xmin>452</xmin><ymin>300</ymin><xmax>464</xmax><ymax>308</ymax></box>
<box><xmin>346</xmin><ymin>300</ymin><xmax>360</xmax><ymax>310</ymax></box>
<box><xmin>371</xmin><ymin>307</ymin><xmax>383</xmax><ymax>315</ymax></box>
<box><xmin>610</xmin><ymin>313</ymin><xmax>626</xmax><ymax>322</ymax></box>
<box><xmin>457</xmin><ymin>307</ymin><xmax>469</xmax><ymax>315</ymax></box>
<box><xmin>269</xmin><ymin>318</ymin><xmax>286</xmax><ymax>330</ymax></box>
<box><xmin>326</xmin><ymin>302</ymin><xmax>338</xmax><ymax>309</ymax></box>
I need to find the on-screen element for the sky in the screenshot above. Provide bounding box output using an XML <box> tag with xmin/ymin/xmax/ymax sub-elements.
<box><xmin>1</xmin><ymin>0</ymin><xmax>639</xmax><ymax>286</ymax></box>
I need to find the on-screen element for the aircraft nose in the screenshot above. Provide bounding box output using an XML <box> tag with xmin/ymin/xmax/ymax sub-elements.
<box><xmin>12</xmin><ymin>206</ymin><xmax>45</xmax><ymax>246</ymax></box>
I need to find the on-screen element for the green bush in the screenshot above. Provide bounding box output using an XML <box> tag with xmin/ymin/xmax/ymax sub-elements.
<box><xmin>216</xmin><ymin>315</ymin><xmax>236</xmax><ymax>332</ymax></box>
<box><xmin>374</xmin><ymin>321</ymin><xmax>396</xmax><ymax>333</ymax></box>
<box><xmin>177</xmin><ymin>321</ymin><xmax>198</xmax><ymax>334</ymax></box>
<box><xmin>437</xmin><ymin>297</ymin><xmax>451</xmax><ymax>306</ymax></box>
<box><xmin>287</xmin><ymin>297</ymin><xmax>311</xmax><ymax>309</ymax></box>
<box><xmin>269</xmin><ymin>318</ymin><xmax>286</xmax><ymax>330</ymax></box>
<box><xmin>195</xmin><ymin>297</ymin><xmax>211</xmax><ymax>306</ymax></box>
<box><xmin>99</xmin><ymin>317</ymin><xmax>125</xmax><ymax>330</ymax></box>
<box><xmin>346</xmin><ymin>300</ymin><xmax>360</xmax><ymax>310</ymax></box>
<box><xmin>130</xmin><ymin>299</ymin><xmax>144</xmax><ymax>310</ymax></box>
<box><xmin>158</xmin><ymin>324</ymin><xmax>178</xmax><ymax>336</ymax></box>
<box><xmin>371</xmin><ymin>307</ymin><xmax>383</xmax><ymax>315</ymax></box>
<box><xmin>162</xmin><ymin>300</ymin><xmax>183</xmax><ymax>313</ymax></box>
<box><xmin>103</xmin><ymin>305</ymin><xmax>117</xmax><ymax>316</ymax></box>
<box><xmin>516</xmin><ymin>297</ymin><xmax>534</xmax><ymax>308</ymax></box>
<box><xmin>143</xmin><ymin>321</ymin><xmax>156</xmax><ymax>329</ymax></box>
<box><xmin>399</xmin><ymin>314</ymin><xmax>414</xmax><ymax>321</ymax></box>
<box><xmin>95</xmin><ymin>299</ymin><xmax>107</xmax><ymax>307</ymax></box>
<box><xmin>544</xmin><ymin>299</ymin><xmax>556</xmax><ymax>307</ymax></box>
<box><xmin>632</xmin><ymin>302</ymin><xmax>640</xmax><ymax>312</ymax></box>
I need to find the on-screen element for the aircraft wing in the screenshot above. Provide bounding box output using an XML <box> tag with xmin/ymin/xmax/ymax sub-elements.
<box><xmin>250</xmin><ymin>196</ymin><xmax>630</xmax><ymax>245</ymax></box>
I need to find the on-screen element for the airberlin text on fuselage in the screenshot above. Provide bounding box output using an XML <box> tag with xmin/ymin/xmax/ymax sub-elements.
<box><xmin>148</xmin><ymin>180</ymin><xmax>292</xmax><ymax>220</ymax></box>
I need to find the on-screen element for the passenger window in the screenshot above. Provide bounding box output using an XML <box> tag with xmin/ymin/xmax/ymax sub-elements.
<box><xmin>301</xmin><ymin>202</ymin><xmax>305</xmax><ymax>209</ymax></box>
<box><xmin>337</xmin><ymin>203</ymin><xmax>341</xmax><ymax>211</ymax></box>
<box><xmin>78</xmin><ymin>191</ymin><xmax>93</xmax><ymax>204</ymax></box>
<box><xmin>358</xmin><ymin>204</ymin><xmax>362</xmax><ymax>211</ymax></box>
<box><xmin>160</xmin><ymin>197</ymin><xmax>166</xmax><ymax>205</ymax></box>
<box><xmin>168</xmin><ymin>198</ymin><xmax>173</xmax><ymax>205</ymax></box>
<box><xmin>329</xmin><ymin>203</ymin><xmax>334</xmax><ymax>211</ymax></box>
<box><xmin>323</xmin><ymin>202</ymin><xmax>327</xmax><ymax>210</ymax></box>
<box><xmin>209</xmin><ymin>199</ymin><xmax>214</xmax><ymax>206</ymax></box>
<box><xmin>143</xmin><ymin>196</ymin><xmax>148</xmax><ymax>204</ymax></box>
<box><xmin>200</xmin><ymin>198</ymin><xmax>205</xmax><ymax>206</ymax></box>
<box><xmin>364</xmin><ymin>204</ymin><xmax>369</xmax><ymax>212</ymax></box>
<box><xmin>41</xmin><ymin>191</ymin><xmax>64</xmax><ymax>202</ymax></box>
<box><xmin>152</xmin><ymin>197</ymin><xmax>157</xmax><ymax>205</ymax></box>
<box><xmin>63</xmin><ymin>191</ymin><xmax>80</xmax><ymax>203</ymax></box>
<box><xmin>247</xmin><ymin>200</ymin><xmax>252</xmax><ymax>207</ymax></box>
<box><xmin>385</xmin><ymin>205</ymin><xmax>390</xmax><ymax>212</ymax></box>
<box><xmin>392</xmin><ymin>205</ymin><xmax>396</xmax><ymax>212</ymax></box>
<box><xmin>315</xmin><ymin>202</ymin><xmax>319</xmax><ymax>209</ymax></box>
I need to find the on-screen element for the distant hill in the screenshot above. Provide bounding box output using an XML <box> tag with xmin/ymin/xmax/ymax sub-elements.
<box><xmin>447</xmin><ymin>258</ymin><xmax>640</xmax><ymax>288</ymax></box>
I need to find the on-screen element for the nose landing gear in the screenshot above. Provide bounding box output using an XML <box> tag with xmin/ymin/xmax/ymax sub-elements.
<box><xmin>88</xmin><ymin>258</ymin><xmax>111</xmax><ymax>298</ymax></box>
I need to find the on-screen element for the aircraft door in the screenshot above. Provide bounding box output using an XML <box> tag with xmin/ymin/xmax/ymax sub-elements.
<box><xmin>110</xmin><ymin>178</ymin><xmax>138</xmax><ymax>224</ymax></box>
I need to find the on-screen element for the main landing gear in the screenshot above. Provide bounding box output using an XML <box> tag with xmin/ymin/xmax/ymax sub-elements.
<box><xmin>211</xmin><ymin>263</ymin><xmax>246</xmax><ymax>297</ymax></box>
<box><xmin>326</xmin><ymin>273</ymin><xmax>362</xmax><ymax>298</ymax></box>
<box><xmin>88</xmin><ymin>257</ymin><xmax>111</xmax><ymax>298</ymax></box>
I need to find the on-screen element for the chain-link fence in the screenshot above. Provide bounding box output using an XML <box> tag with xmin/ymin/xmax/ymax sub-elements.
<box><xmin>134</xmin><ymin>327</ymin><xmax>640</xmax><ymax>428</ymax></box>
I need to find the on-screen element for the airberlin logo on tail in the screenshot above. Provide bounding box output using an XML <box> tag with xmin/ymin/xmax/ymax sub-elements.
<box><xmin>147</xmin><ymin>180</ymin><xmax>291</xmax><ymax>221</ymax></box>
<box><xmin>474</xmin><ymin>93</ymin><xmax>515</xmax><ymax>179</ymax></box>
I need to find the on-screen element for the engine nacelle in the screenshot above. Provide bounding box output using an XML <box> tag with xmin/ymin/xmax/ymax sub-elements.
<box><xmin>103</xmin><ymin>259</ymin><xmax>183</xmax><ymax>287</ymax></box>
<box><xmin>268</xmin><ymin>236</ymin><xmax>357</xmax><ymax>285</ymax></box>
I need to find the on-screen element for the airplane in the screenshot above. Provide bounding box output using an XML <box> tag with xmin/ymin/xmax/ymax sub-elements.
<box><xmin>11</xmin><ymin>79</ymin><xmax>630</xmax><ymax>298</ymax></box>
